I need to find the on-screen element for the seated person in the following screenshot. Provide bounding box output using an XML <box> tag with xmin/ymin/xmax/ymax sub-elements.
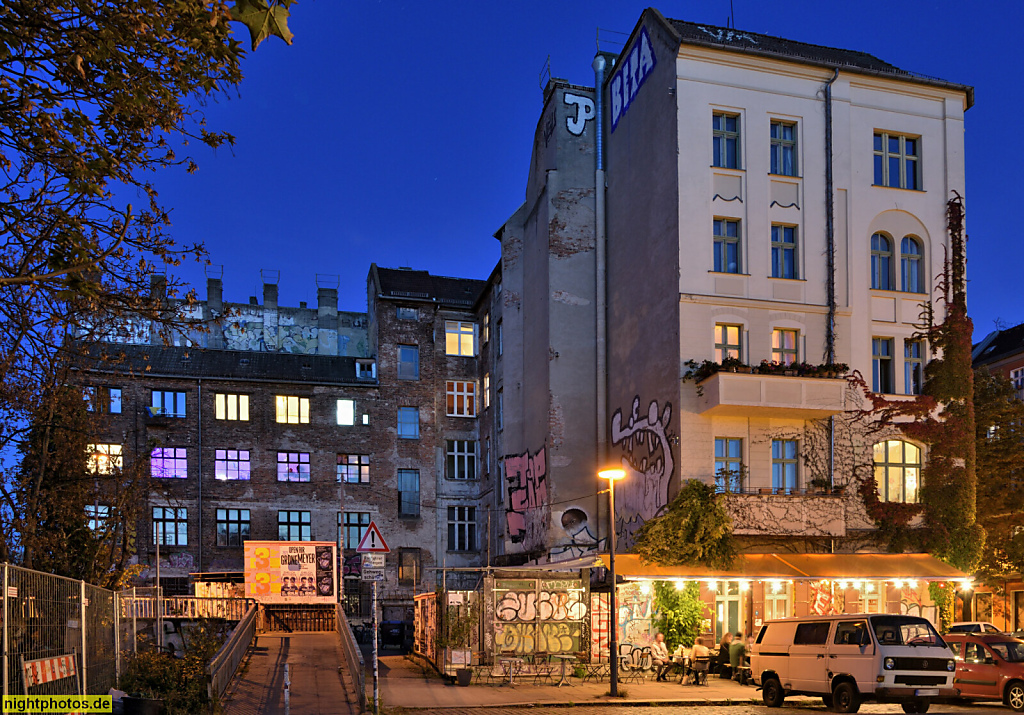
<box><xmin>691</xmin><ymin>637</ymin><xmax>710</xmax><ymax>658</ymax></box>
<box><xmin>715</xmin><ymin>633</ymin><xmax>734</xmax><ymax>678</ymax></box>
<box><xmin>652</xmin><ymin>632</ymin><xmax>671</xmax><ymax>681</ymax></box>
<box><xmin>729</xmin><ymin>632</ymin><xmax>747</xmax><ymax>681</ymax></box>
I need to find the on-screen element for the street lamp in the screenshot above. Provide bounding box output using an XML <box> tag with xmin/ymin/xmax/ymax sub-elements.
<box><xmin>598</xmin><ymin>467</ymin><xmax>626</xmax><ymax>697</ymax></box>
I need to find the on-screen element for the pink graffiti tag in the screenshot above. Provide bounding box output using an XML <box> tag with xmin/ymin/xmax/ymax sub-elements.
<box><xmin>505</xmin><ymin>446</ymin><xmax>548</xmax><ymax>548</ymax></box>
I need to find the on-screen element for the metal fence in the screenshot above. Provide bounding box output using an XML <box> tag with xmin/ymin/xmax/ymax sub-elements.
<box><xmin>1</xmin><ymin>564</ymin><xmax>116</xmax><ymax>697</ymax></box>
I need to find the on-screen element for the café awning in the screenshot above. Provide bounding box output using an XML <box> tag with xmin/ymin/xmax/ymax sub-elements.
<box><xmin>597</xmin><ymin>553</ymin><xmax>967</xmax><ymax>582</ymax></box>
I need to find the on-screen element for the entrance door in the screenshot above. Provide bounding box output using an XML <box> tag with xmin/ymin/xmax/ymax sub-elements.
<box><xmin>716</xmin><ymin>581</ymin><xmax>742</xmax><ymax>641</ymax></box>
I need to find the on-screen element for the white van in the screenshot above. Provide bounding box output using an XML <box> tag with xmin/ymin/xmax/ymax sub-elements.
<box><xmin>751</xmin><ymin>614</ymin><xmax>957</xmax><ymax>713</ymax></box>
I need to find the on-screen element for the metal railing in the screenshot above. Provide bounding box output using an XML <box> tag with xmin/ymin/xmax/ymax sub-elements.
<box><xmin>206</xmin><ymin>604</ymin><xmax>258</xmax><ymax>704</ymax></box>
<box><xmin>337</xmin><ymin>603</ymin><xmax>366</xmax><ymax>713</ymax></box>
<box><xmin>118</xmin><ymin>595</ymin><xmax>253</xmax><ymax>621</ymax></box>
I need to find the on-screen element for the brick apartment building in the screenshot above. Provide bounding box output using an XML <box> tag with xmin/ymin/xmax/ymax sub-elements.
<box><xmin>81</xmin><ymin>264</ymin><xmax>501</xmax><ymax>621</ymax></box>
<box><xmin>973</xmin><ymin>322</ymin><xmax>1024</xmax><ymax>399</ymax></box>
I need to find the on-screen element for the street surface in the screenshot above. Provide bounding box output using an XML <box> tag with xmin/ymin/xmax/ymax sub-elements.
<box><xmin>391</xmin><ymin>706</ymin><xmax>1004</xmax><ymax>715</ymax></box>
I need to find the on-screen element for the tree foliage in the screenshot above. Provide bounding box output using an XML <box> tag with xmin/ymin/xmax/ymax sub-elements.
<box><xmin>973</xmin><ymin>367</ymin><xmax>1024</xmax><ymax>580</ymax></box>
<box><xmin>632</xmin><ymin>479</ymin><xmax>736</xmax><ymax>569</ymax></box>
<box><xmin>652</xmin><ymin>581</ymin><xmax>708</xmax><ymax>651</ymax></box>
<box><xmin>0</xmin><ymin>0</ymin><xmax>292</xmax><ymax>577</ymax></box>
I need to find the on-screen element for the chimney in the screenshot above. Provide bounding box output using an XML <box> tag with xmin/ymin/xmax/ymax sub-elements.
<box><xmin>316</xmin><ymin>276</ymin><xmax>339</xmax><ymax>355</ymax></box>
<box><xmin>261</xmin><ymin>270</ymin><xmax>280</xmax><ymax>350</ymax></box>
<box><xmin>150</xmin><ymin>274</ymin><xmax>166</xmax><ymax>301</ymax></box>
<box><xmin>263</xmin><ymin>282</ymin><xmax>278</xmax><ymax>309</ymax></box>
<box><xmin>207</xmin><ymin>277</ymin><xmax>223</xmax><ymax>313</ymax></box>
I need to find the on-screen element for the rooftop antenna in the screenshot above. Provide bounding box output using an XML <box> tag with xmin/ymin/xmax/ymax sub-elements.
<box><xmin>728</xmin><ymin>0</ymin><xmax>736</xmax><ymax>28</ymax></box>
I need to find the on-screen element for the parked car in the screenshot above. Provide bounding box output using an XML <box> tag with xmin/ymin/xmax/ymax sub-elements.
<box><xmin>947</xmin><ymin>622</ymin><xmax>1005</xmax><ymax>635</ymax></box>
<box><xmin>751</xmin><ymin>614</ymin><xmax>956</xmax><ymax>713</ymax></box>
<box><xmin>944</xmin><ymin>633</ymin><xmax>1024</xmax><ymax>711</ymax></box>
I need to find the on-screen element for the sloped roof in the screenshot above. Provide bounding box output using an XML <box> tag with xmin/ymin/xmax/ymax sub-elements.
<box><xmin>661</xmin><ymin>17</ymin><xmax>972</xmax><ymax>106</ymax></box>
<box><xmin>374</xmin><ymin>266</ymin><xmax>486</xmax><ymax>309</ymax></box>
<box><xmin>80</xmin><ymin>343</ymin><xmax>369</xmax><ymax>386</ymax></box>
<box><xmin>973</xmin><ymin>323</ymin><xmax>1024</xmax><ymax>367</ymax></box>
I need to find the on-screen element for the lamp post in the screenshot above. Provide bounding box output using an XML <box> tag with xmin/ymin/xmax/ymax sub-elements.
<box><xmin>599</xmin><ymin>467</ymin><xmax>626</xmax><ymax>697</ymax></box>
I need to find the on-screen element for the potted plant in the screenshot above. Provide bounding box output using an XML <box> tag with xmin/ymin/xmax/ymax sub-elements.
<box><xmin>809</xmin><ymin>476</ymin><xmax>831</xmax><ymax>494</ymax></box>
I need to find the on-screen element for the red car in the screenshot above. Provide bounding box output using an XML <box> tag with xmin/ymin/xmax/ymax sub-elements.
<box><xmin>944</xmin><ymin>633</ymin><xmax>1024</xmax><ymax>711</ymax></box>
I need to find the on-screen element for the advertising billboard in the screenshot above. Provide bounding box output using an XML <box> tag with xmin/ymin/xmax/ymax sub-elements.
<box><xmin>244</xmin><ymin>541</ymin><xmax>337</xmax><ymax>603</ymax></box>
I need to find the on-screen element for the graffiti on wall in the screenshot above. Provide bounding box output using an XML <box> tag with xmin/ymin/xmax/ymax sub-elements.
<box><xmin>809</xmin><ymin>580</ymin><xmax>841</xmax><ymax>615</ymax></box>
<box><xmin>610</xmin><ymin>397</ymin><xmax>675</xmax><ymax>548</ymax></box>
<box><xmin>342</xmin><ymin>554</ymin><xmax>362</xmax><ymax>578</ymax></box>
<box><xmin>563</xmin><ymin>92</ymin><xmax>595</xmax><ymax>136</ymax></box>
<box><xmin>550</xmin><ymin>507</ymin><xmax>606</xmax><ymax>561</ymax></box>
<box><xmin>618</xmin><ymin>582</ymin><xmax>655</xmax><ymax>647</ymax></box>
<box><xmin>505</xmin><ymin>446</ymin><xmax>549</xmax><ymax>550</ymax></box>
<box><xmin>492</xmin><ymin>579</ymin><xmax>587</xmax><ymax>657</ymax></box>
<box><xmin>591</xmin><ymin>592</ymin><xmax>610</xmax><ymax>658</ymax></box>
<box><xmin>899</xmin><ymin>585</ymin><xmax>938</xmax><ymax>625</ymax></box>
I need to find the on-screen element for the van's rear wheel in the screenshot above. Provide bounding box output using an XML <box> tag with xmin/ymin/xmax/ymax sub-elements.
<box><xmin>762</xmin><ymin>677</ymin><xmax>785</xmax><ymax>708</ymax></box>
<box><xmin>832</xmin><ymin>682</ymin><xmax>860</xmax><ymax>713</ymax></box>
<box><xmin>901</xmin><ymin>700</ymin><xmax>930</xmax><ymax>713</ymax></box>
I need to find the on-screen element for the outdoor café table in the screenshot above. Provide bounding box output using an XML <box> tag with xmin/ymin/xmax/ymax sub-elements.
<box><xmin>500</xmin><ymin>657</ymin><xmax>525</xmax><ymax>686</ymax></box>
<box><xmin>553</xmin><ymin>654</ymin><xmax>576</xmax><ymax>686</ymax></box>
<box><xmin>671</xmin><ymin>655</ymin><xmax>690</xmax><ymax>683</ymax></box>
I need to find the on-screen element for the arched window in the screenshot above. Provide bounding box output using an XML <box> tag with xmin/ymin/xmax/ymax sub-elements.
<box><xmin>901</xmin><ymin>237</ymin><xmax>923</xmax><ymax>293</ymax></box>
<box><xmin>871</xmin><ymin>233</ymin><xmax>892</xmax><ymax>290</ymax></box>
<box><xmin>873</xmin><ymin>440</ymin><xmax>921</xmax><ymax>503</ymax></box>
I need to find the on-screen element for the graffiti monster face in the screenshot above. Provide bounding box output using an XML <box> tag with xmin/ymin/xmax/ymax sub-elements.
<box><xmin>610</xmin><ymin>397</ymin><xmax>674</xmax><ymax>547</ymax></box>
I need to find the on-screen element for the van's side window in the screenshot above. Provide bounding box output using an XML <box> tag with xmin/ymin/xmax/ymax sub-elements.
<box><xmin>755</xmin><ymin>624</ymin><xmax>769</xmax><ymax>644</ymax></box>
<box><xmin>834</xmin><ymin>621</ymin><xmax>868</xmax><ymax>645</ymax></box>
<box><xmin>794</xmin><ymin>622</ymin><xmax>831</xmax><ymax>645</ymax></box>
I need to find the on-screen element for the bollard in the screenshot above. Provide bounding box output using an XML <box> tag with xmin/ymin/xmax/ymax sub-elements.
<box><xmin>284</xmin><ymin>662</ymin><xmax>290</xmax><ymax>715</ymax></box>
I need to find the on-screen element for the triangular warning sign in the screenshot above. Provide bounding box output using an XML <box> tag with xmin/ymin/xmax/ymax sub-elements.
<box><xmin>355</xmin><ymin>521</ymin><xmax>390</xmax><ymax>553</ymax></box>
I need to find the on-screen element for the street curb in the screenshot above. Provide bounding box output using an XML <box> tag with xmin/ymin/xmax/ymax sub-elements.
<box><xmin>386</xmin><ymin>696</ymin><xmax>823</xmax><ymax>709</ymax></box>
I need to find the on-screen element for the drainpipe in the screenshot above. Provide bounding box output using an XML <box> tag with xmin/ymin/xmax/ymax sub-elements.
<box><xmin>593</xmin><ymin>54</ymin><xmax>608</xmax><ymax>473</ymax></box>
<box><xmin>197</xmin><ymin>379</ymin><xmax>203</xmax><ymax>574</ymax></box>
<box><xmin>823</xmin><ymin>68</ymin><xmax>839</xmax><ymax>491</ymax></box>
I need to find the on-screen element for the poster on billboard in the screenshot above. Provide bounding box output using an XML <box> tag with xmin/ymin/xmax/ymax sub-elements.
<box><xmin>244</xmin><ymin>541</ymin><xmax>337</xmax><ymax>603</ymax></box>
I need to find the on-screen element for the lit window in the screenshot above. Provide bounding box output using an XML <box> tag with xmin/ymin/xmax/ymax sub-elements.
<box><xmin>153</xmin><ymin>506</ymin><xmax>187</xmax><ymax>545</ymax></box>
<box><xmin>904</xmin><ymin>340</ymin><xmax>924</xmax><ymax>395</ymax></box>
<box><xmin>872</xmin><ymin>338</ymin><xmax>895</xmax><ymax>393</ymax></box>
<box><xmin>337</xmin><ymin>454</ymin><xmax>370</xmax><ymax>484</ymax></box>
<box><xmin>900</xmin><ymin>237</ymin><xmax>923</xmax><ymax>293</ymax></box>
<box><xmin>278</xmin><ymin>510</ymin><xmax>311</xmax><ymax>541</ymax></box>
<box><xmin>215</xmin><ymin>393</ymin><xmax>249</xmax><ymax>421</ymax></box>
<box><xmin>447</xmin><ymin>506</ymin><xmax>476</xmax><ymax>551</ymax></box>
<box><xmin>399</xmin><ymin>548</ymin><xmax>421</xmax><ymax>586</ymax></box>
<box><xmin>397</xmin><ymin>345</ymin><xmax>419</xmax><ymax>380</ymax></box>
<box><xmin>88</xmin><ymin>443</ymin><xmax>123</xmax><ymax>474</ymax></box>
<box><xmin>714</xmin><ymin>438</ymin><xmax>743</xmax><ymax>493</ymax></box>
<box><xmin>446</xmin><ymin>381</ymin><xmax>477</xmax><ymax>417</ymax></box>
<box><xmin>275</xmin><ymin>395</ymin><xmax>309</xmax><ymax>424</ymax></box>
<box><xmin>772</xmin><ymin>439</ymin><xmax>799</xmax><ymax>493</ymax></box>
<box><xmin>871</xmin><ymin>233</ymin><xmax>893</xmax><ymax>290</ymax></box>
<box><xmin>340</xmin><ymin>512</ymin><xmax>370</xmax><ymax>549</ymax></box>
<box><xmin>215</xmin><ymin>449</ymin><xmax>250</xmax><ymax>481</ymax></box>
<box><xmin>713</xmin><ymin>219</ymin><xmax>741</xmax><ymax>274</ymax></box>
<box><xmin>873</xmin><ymin>440</ymin><xmax>921</xmax><ymax>503</ymax></box>
<box><xmin>398</xmin><ymin>469</ymin><xmax>420</xmax><ymax>517</ymax></box>
<box><xmin>445</xmin><ymin>321</ymin><xmax>477</xmax><ymax>357</ymax></box>
<box><xmin>714</xmin><ymin>324</ymin><xmax>742</xmax><ymax>362</ymax></box>
<box><xmin>151</xmin><ymin>390</ymin><xmax>186</xmax><ymax>418</ymax></box>
<box><xmin>151</xmin><ymin>447</ymin><xmax>187</xmax><ymax>479</ymax></box>
<box><xmin>483</xmin><ymin>373</ymin><xmax>491</xmax><ymax>409</ymax></box>
<box><xmin>398</xmin><ymin>407</ymin><xmax>419</xmax><ymax>439</ymax></box>
<box><xmin>712</xmin><ymin>112</ymin><xmax>740</xmax><ymax>169</ymax></box>
<box><xmin>277</xmin><ymin>452</ymin><xmax>310</xmax><ymax>482</ymax></box>
<box><xmin>446</xmin><ymin>440</ymin><xmax>478</xmax><ymax>480</ymax></box>
<box><xmin>771</xmin><ymin>225</ymin><xmax>797</xmax><ymax>279</ymax></box>
<box><xmin>772</xmin><ymin>328</ymin><xmax>799</xmax><ymax>366</ymax></box>
<box><xmin>770</xmin><ymin>120</ymin><xmax>797</xmax><ymax>176</ymax></box>
<box><xmin>337</xmin><ymin>399</ymin><xmax>355</xmax><ymax>426</ymax></box>
<box><xmin>874</xmin><ymin>132</ymin><xmax>919</xmax><ymax>190</ymax></box>
<box><xmin>216</xmin><ymin>509</ymin><xmax>250</xmax><ymax>547</ymax></box>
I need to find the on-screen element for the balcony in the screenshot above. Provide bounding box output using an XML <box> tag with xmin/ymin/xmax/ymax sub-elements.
<box><xmin>697</xmin><ymin>371</ymin><xmax>846</xmax><ymax>418</ymax></box>
<box><xmin>724</xmin><ymin>491</ymin><xmax>847</xmax><ymax>537</ymax></box>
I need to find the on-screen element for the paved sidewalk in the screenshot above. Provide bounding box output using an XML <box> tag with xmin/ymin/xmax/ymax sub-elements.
<box><xmin>224</xmin><ymin>633</ymin><xmax>357</xmax><ymax>715</ymax></box>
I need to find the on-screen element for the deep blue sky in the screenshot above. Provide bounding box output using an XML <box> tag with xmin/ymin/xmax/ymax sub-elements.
<box><xmin>155</xmin><ymin>0</ymin><xmax>1023</xmax><ymax>341</ymax></box>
